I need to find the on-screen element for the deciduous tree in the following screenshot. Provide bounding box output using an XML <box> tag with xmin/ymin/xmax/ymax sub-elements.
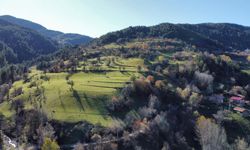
<box><xmin>196</xmin><ymin>116</ymin><xmax>229</xmax><ymax>150</ymax></box>
<box><xmin>41</xmin><ymin>138</ymin><xmax>60</xmax><ymax>150</ymax></box>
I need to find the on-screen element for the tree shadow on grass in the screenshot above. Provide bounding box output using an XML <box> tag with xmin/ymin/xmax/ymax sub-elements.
<box><xmin>93</xmin><ymin>95</ymin><xmax>109</xmax><ymax>120</ymax></box>
<box><xmin>58</xmin><ymin>89</ymin><xmax>66</xmax><ymax>111</ymax></box>
<box><xmin>84</xmin><ymin>94</ymin><xmax>110</xmax><ymax>120</ymax></box>
<box><xmin>59</xmin><ymin>95</ymin><xmax>66</xmax><ymax>111</ymax></box>
<box><xmin>91</xmin><ymin>81</ymin><xmax>130</xmax><ymax>84</ymax></box>
<box><xmin>83</xmin><ymin>92</ymin><xmax>94</xmax><ymax>108</ymax></box>
<box><xmin>121</xmin><ymin>71</ymin><xmax>131</xmax><ymax>76</ymax></box>
<box><xmin>83</xmin><ymin>84</ymin><xmax>119</xmax><ymax>89</ymax></box>
<box><xmin>72</xmin><ymin>89</ymin><xmax>85</xmax><ymax>111</ymax></box>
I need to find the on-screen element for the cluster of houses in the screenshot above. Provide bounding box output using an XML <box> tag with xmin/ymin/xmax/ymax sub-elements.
<box><xmin>208</xmin><ymin>93</ymin><xmax>250</xmax><ymax>117</ymax></box>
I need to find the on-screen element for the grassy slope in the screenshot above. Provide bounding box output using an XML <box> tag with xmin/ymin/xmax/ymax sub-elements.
<box><xmin>0</xmin><ymin>58</ymin><xmax>144</xmax><ymax>126</ymax></box>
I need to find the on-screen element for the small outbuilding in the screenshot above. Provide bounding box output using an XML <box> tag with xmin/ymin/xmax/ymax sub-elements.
<box><xmin>233</xmin><ymin>107</ymin><xmax>250</xmax><ymax>117</ymax></box>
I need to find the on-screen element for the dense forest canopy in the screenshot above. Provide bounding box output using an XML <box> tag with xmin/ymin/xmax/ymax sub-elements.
<box><xmin>0</xmin><ymin>19</ymin><xmax>58</xmax><ymax>63</ymax></box>
<box><xmin>95</xmin><ymin>23</ymin><xmax>250</xmax><ymax>51</ymax></box>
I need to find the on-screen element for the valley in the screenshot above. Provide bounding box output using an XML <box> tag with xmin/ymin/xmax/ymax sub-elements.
<box><xmin>0</xmin><ymin>13</ymin><xmax>250</xmax><ymax>150</ymax></box>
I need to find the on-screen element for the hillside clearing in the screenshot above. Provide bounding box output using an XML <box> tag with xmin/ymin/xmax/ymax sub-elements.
<box><xmin>0</xmin><ymin>58</ymin><xmax>143</xmax><ymax>126</ymax></box>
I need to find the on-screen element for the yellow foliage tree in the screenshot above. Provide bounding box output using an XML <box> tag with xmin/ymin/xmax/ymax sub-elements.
<box><xmin>158</xmin><ymin>56</ymin><xmax>165</xmax><ymax>63</ymax></box>
<box><xmin>196</xmin><ymin>116</ymin><xmax>229</xmax><ymax>150</ymax></box>
<box><xmin>247</xmin><ymin>55</ymin><xmax>250</xmax><ymax>62</ymax></box>
<box><xmin>42</xmin><ymin>138</ymin><xmax>60</xmax><ymax>150</ymax></box>
<box><xmin>220</xmin><ymin>55</ymin><xmax>232</xmax><ymax>63</ymax></box>
<box><xmin>155</xmin><ymin>80</ymin><xmax>165</xmax><ymax>89</ymax></box>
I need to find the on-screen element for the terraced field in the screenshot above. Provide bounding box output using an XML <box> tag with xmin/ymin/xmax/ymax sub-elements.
<box><xmin>0</xmin><ymin>58</ymin><xmax>144</xmax><ymax>126</ymax></box>
<box><xmin>241</xmin><ymin>62</ymin><xmax>250</xmax><ymax>75</ymax></box>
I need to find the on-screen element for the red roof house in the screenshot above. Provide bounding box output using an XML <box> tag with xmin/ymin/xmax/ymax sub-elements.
<box><xmin>233</xmin><ymin>107</ymin><xmax>246</xmax><ymax>113</ymax></box>
<box><xmin>230</xmin><ymin>96</ymin><xmax>243</xmax><ymax>101</ymax></box>
<box><xmin>233</xmin><ymin>107</ymin><xmax>250</xmax><ymax>117</ymax></box>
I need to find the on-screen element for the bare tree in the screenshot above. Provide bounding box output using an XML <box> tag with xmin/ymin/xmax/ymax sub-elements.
<box><xmin>233</xmin><ymin>137</ymin><xmax>250</xmax><ymax>150</ymax></box>
<box><xmin>138</xmin><ymin>107</ymin><xmax>156</xmax><ymax>118</ymax></box>
<box><xmin>148</xmin><ymin>95</ymin><xmax>160</xmax><ymax>109</ymax></box>
<box><xmin>194</xmin><ymin>71</ymin><xmax>214</xmax><ymax>93</ymax></box>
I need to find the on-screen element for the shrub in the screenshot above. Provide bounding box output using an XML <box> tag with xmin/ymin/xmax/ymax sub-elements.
<box><xmin>41</xmin><ymin>138</ymin><xmax>60</xmax><ymax>150</ymax></box>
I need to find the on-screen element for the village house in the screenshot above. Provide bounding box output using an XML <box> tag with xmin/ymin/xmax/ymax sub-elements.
<box><xmin>230</xmin><ymin>96</ymin><xmax>245</xmax><ymax>106</ymax></box>
<box><xmin>233</xmin><ymin>106</ymin><xmax>250</xmax><ymax>117</ymax></box>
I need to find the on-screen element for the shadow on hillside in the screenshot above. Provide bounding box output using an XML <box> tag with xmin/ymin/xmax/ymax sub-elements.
<box><xmin>93</xmin><ymin>95</ymin><xmax>109</xmax><ymax>120</ymax></box>
<box><xmin>83</xmin><ymin>84</ymin><xmax>118</xmax><ymax>89</ymax></box>
<box><xmin>58</xmin><ymin>89</ymin><xmax>66</xmax><ymax>111</ymax></box>
<box><xmin>59</xmin><ymin>96</ymin><xmax>66</xmax><ymax>111</ymax></box>
<box><xmin>83</xmin><ymin>92</ymin><xmax>94</xmax><ymax>108</ymax></box>
<box><xmin>91</xmin><ymin>81</ymin><xmax>130</xmax><ymax>84</ymax></box>
<box><xmin>72</xmin><ymin>89</ymin><xmax>85</xmax><ymax>111</ymax></box>
<box><xmin>83</xmin><ymin>93</ymin><xmax>110</xmax><ymax>119</ymax></box>
<box><xmin>121</xmin><ymin>71</ymin><xmax>131</xmax><ymax>76</ymax></box>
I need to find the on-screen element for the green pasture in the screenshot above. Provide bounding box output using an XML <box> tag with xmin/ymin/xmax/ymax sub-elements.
<box><xmin>0</xmin><ymin>58</ymin><xmax>143</xmax><ymax>126</ymax></box>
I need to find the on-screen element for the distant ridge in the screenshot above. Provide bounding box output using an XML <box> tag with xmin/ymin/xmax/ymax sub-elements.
<box><xmin>95</xmin><ymin>23</ymin><xmax>250</xmax><ymax>51</ymax></box>
<box><xmin>0</xmin><ymin>18</ymin><xmax>58</xmax><ymax>63</ymax></box>
<box><xmin>0</xmin><ymin>15</ymin><xmax>93</xmax><ymax>45</ymax></box>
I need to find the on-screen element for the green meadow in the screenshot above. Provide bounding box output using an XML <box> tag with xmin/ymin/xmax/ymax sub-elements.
<box><xmin>0</xmin><ymin>58</ymin><xmax>144</xmax><ymax>126</ymax></box>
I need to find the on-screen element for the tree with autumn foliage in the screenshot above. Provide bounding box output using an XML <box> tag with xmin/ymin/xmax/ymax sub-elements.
<box><xmin>196</xmin><ymin>116</ymin><xmax>229</xmax><ymax>150</ymax></box>
<box><xmin>41</xmin><ymin>138</ymin><xmax>60</xmax><ymax>150</ymax></box>
<box><xmin>146</xmin><ymin>75</ymin><xmax>155</xmax><ymax>84</ymax></box>
<box><xmin>220</xmin><ymin>55</ymin><xmax>232</xmax><ymax>63</ymax></box>
<box><xmin>233</xmin><ymin>137</ymin><xmax>250</xmax><ymax>150</ymax></box>
<box><xmin>247</xmin><ymin>55</ymin><xmax>250</xmax><ymax>62</ymax></box>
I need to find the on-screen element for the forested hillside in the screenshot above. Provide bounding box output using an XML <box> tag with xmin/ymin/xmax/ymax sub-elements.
<box><xmin>0</xmin><ymin>15</ymin><xmax>93</xmax><ymax>45</ymax></box>
<box><xmin>0</xmin><ymin>19</ymin><xmax>58</xmax><ymax>64</ymax></box>
<box><xmin>0</xmin><ymin>19</ymin><xmax>250</xmax><ymax>149</ymax></box>
<box><xmin>95</xmin><ymin>23</ymin><xmax>250</xmax><ymax>51</ymax></box>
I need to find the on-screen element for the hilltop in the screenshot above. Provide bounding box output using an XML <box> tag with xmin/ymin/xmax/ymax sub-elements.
<box><xmin>0</xmin><ymin>19</ymin><xmax>58</xmax><ymax>64</ymax></box>
<box><xmin>0</xmin><ymin>15</ymin><xmax>93</xmax><ymax>45</ymax></box>
<box><xmin>95</xmin><ymin>23</ymin><xmax>250</xmax><ymax>51</ymax></box>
